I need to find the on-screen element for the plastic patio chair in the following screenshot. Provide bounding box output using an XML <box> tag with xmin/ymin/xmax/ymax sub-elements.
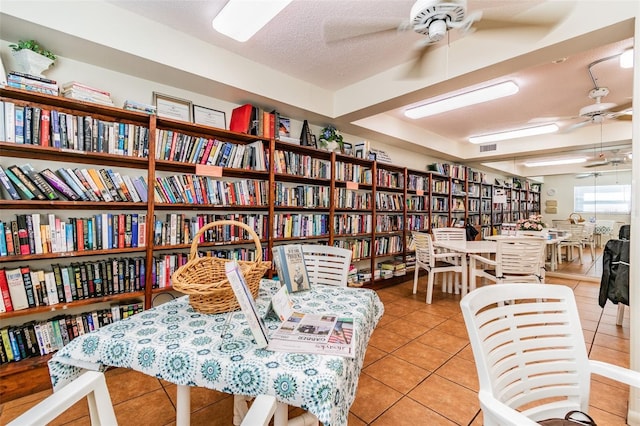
<box><xmin>301</xmin><ymin>244</ymin><xmax>352</xmax><ymax>287</ymax></box>
<box><xmin>460</xmin><ymin>283</ymin><xmax>640</xmax><ymax>425</ymax></box>
<box><xmin>7</xmin><ymin>371</ymin><xmax>117</xmax><ymax>426</ymax></box>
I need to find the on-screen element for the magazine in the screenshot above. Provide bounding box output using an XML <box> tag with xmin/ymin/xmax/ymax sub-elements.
<box><xmin>272</xmin><ymin>245</ymin><xmax>311</xmax><ymax>293</ymax></box>
<box><xmin>267</xmin><ymin>313</ymin><xmax>356</xmax><ymax>358</ymax></box>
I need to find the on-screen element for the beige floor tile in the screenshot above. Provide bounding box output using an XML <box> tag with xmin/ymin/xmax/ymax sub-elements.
<box><xmin>408</xmin><ymin>374</ymin><xmax>479</xmax><ymax>425</ymax></box>
<box><xmin>380</xmin><ymin>317</ymin><xmax>430</xmax><ymax>339</ymax></box>
<box><xmin>349</xmin><ymin>373</ymin><xmax>403</xmax><ymax>424</ymax></box>
<box><xmin>393</xmin><ymin>340</ymin><xmax>452</xmax><ymax>372</ymax></box>
<box><xmin>435</xmin><ymin>355</ymin><xmax>479</xmax><ymax>392</ymax></box>
<box><xmin>370</xmin><ymin>396</ymin><xmax>457</xmax><ymax>425</ymax></box>
<box><xmin>415</xmin><ymin>328</ymin><xmax>468</xmax><ymax>354</ymax></box>
<box><xmin>368</xmin><ymin>327</ymin><xmax>413</xmax><ymax>353</ymax></box>
<box><xmin>363</xmin><ymin>354</ymin><xmax>429</xmax><ymax>394</ymax></box>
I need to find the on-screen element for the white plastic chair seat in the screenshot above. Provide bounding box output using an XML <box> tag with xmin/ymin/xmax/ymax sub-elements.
<box><xmin>301</xmin><ymin>244</ymin><xmax>352</xmax><ymax>287</ymax></box>
<box><xmin>469</xmin><ymin>237</ymin><xmax>546</xmax><ymax>287</ymax></box>
<box><xmin>7</xmin><ymin>371</ymin><xmax>116</xmax><ymax>426</ymax></box>
<box><xmin>412</xmin><ymin>231</ymin><xmax>466</xmax><ymax>303</ymax></box>
<box><xmin>460</xmin><ymin>284</ymin><xmax>640</xmax><ymax>425</ymax></box>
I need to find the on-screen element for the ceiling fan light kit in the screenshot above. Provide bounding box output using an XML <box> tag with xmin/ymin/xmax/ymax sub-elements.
<box><xmin>212</xmin><ymin>0</ymin><xmax>292</xmax><ymax>42</ymax></box>
<box><xmin>405</xmin><ymin>80</ymin><xmax>518</xmax><ymax>119</ymax></box>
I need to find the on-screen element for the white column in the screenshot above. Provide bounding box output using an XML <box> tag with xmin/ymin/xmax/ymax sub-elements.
<box><xmin>628</xmin><ymin>2</ymin><xmax>640</xmax><ymax>424</ymax></box>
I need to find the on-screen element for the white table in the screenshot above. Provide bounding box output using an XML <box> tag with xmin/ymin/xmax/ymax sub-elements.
<box><xmin>432</xmin><ymin>240</ymin><xmax>497</xmax><ymax>295</ymax></box>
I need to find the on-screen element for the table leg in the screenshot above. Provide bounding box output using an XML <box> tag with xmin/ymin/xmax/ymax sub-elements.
<box><xmin>461</xmin><ymin>254</ymin><xmax>468</xmax><ymax>296</ymax></box>
<box><xmin>469</xmin><ymin>255</ymin><xmax>476</xmax><ymax>292</ymax></box>
<box><xmin>176</xmin><ymin>385</ymin><xmax>191</xmax><ymax>426</ymax></box>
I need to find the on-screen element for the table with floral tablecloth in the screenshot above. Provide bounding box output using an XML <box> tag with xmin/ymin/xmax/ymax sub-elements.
<box><xmin>48</xmin><ymin>280</ymin><xmax>384</xmax><ymax>426</ymax></box>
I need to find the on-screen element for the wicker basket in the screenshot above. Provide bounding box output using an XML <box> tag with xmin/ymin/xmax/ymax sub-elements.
<box><xmin>171</xmin><ymin>220</ymin><xmax>271</xmax><ymax>314</ymax></box>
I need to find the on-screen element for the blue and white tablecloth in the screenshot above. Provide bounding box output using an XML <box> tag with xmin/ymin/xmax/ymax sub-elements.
<box><xmin>49</xmin><ymin>280</ymin><xmax>384</xmax><ymax>426</ymax></box>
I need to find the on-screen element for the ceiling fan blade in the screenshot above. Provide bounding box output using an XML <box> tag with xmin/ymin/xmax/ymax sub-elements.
<box><xmin>473</xmin><ymin>2</ymin><xmax>573</xmax><ymax>33</ymax></box>
<box><xmin>610</xmin><ymin>101</ymin><xmax>632</xmax><ymax>113</ymax></box>
<box><xmin>402</xmin><ymin>42</ymin><xmax>435</xmax><ymax>80</ymax></box>
<box><xmin>610</xmin><ymin>101</ymin><xmax>633</xmax><ymax>121</ymax></box>
<box><xmin>575</xmin><ymin>173</ymin><xmax>596</xmax><ymax>179</ymax></box>
<box><xmin>584</xmin><ymin>160</ymin><xmax>610</xmax><ymax>168</ymax></box>
<box><xmin>614</xmin><ymin>114</ymin><xmax>632</xmax><ymax>121</ymax></box>
<box><xmin>323</xmin><ymin>20</ymin><xmax>405</xmax><ymax>44</ymax></box>
<box><xmin>561</xmin><ymin>119</ymin><xmax>591</xmax><ymax>133</ymax></box>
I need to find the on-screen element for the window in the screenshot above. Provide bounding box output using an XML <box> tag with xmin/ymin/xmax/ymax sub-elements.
<box><xmin>574</xmin><ymin>184</ymin><xmax>632</xmax><ymax>214</ymax></box>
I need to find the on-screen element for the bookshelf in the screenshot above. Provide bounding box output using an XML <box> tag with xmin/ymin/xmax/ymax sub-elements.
<box><xmin>0</xmin><ymin>87</ymin><xmax>541</xmax><ymax>388</ymax></box>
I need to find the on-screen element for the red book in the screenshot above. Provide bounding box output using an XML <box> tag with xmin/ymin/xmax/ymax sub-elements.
<box><xmin>76</xmin><ymin>219</ymin><xmax>85</xmax><ymax>251</ymax></box>
<box><xmin>118</xmin><ymin>214</ymin><xmax>125</xmax><ymax>248</ymax></box>
<box><xmin>0</xmin><ymin>269</ymin><xmax>14</xmax><ymax>312</ymax></box>
<box><xmin>40</xmin><ymin>109</ymin><xmax>51</xmax><ymax>147</ymax></box>
<box><xmin>229</xmin><ymin>104</ymin><xmax>256</xmax><ymax>134</ymax></box>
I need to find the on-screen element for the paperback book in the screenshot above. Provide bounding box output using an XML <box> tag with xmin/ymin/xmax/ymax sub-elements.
<box><xmin>271</xmin><ymin>244</ymin><xmax>310</xmax><ymax>293</ymax></box>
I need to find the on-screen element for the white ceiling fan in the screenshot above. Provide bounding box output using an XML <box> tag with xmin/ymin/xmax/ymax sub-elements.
<box><xmin>323</xmin><ymin>0</ymin><xmax>570</xmax><ymax>77</ymax></box>
<box><xmin>584</xmin><ymin>148</ymin><xmax>629</xmax><ymax>168</ymax></box>
<box><xmin>563</xmin><ymin>87</ymin><xmax>632</xmax><ymax>133</ymax></box>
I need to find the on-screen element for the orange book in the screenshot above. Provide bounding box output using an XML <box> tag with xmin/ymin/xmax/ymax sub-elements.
<box><xmin>40</xmin><ymin>109</ymin><xmax>51</xmax><ymax>147</ymax></box>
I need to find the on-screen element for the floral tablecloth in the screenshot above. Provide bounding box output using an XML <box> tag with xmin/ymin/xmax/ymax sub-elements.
<box><xmin>48</xmin><ymin>280</ymin><xmax>384</xmax><ymax>426</ymax></box>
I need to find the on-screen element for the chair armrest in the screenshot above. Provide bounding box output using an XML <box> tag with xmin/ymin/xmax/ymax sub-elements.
<box><xmin>478</xmin><ymin>390</ymin><xmax>539</xmax><ymax>425</ymax></box>
<box><xmin>589</xmin><ymin>360</ymin><xmax>640</xmax><ymax>388</ymax></box>
<box><xmin>469</xmin><ymin>254</ymin><xmax>495</xmax><ymax>266</ymax></box>
<box><xmin>434</xmin><ymin>252</ymin><xmax>463</xmax><ymax>260</ymax></box>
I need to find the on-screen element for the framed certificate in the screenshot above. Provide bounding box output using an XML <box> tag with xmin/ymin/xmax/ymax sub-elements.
<box><xmin>193</xmin><ymin>105</ymin><xmax>227</xmax><ymax>129</ymax></box>
<box><xmin>153</xmin><ymin>92</ymin><xmax>193</xmax><ymax>122</ymax></box>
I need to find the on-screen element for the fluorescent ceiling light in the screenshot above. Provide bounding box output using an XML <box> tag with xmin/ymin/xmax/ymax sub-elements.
<box><xmin>524</xmin><ymin>157</ymin><xmax>587</xmax><ymax>167</ymax></box>
<box><xmin>404</xmin><ymin>81</ymin><xmax>519</xmax><ymax>119</ymax></box>
<box><xmin>212</xmin><ymin>0</ymin><xmax>292</xmax><ymax>42</ymax></box>
<box><xmin>469</xmin><ymin>123</ymin><xmax>559</xmax><ymax>144</ymax></box>
<box><xmin>620</xmin><ymin>49</ymin><xmax>634</xmax><ymax>68</ymax></box>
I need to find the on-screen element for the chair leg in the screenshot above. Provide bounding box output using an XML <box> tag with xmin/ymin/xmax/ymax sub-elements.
<box><xmin>577</xmin><ymin>245</ymin><xmax>583</xmax><ymax>264</ymax></box>
<box><xmin>616</xmin><ymin>304</ymin><xmax>625</xmax><ymax>326</ymax></box>
<box><xmin>413</xmin><ymin>265</ymin><xmax>419</xmax><ymax>294</ymax></box>
<box><xmin>426</xmin><ymin>272</ymin><xmax>435</xmax><ymax>304</ymax></box>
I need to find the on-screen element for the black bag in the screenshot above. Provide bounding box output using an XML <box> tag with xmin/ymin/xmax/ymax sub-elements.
<box><xmin>539</xmin><ymin>410</ymin><xmax>597</xmax><ymax>426</ymax></box>
<box><xmin>465</xmin><ymin>223</ymin><xmax>479</xmax><ymax>241</ymax></box>
<box><xmin>599</xmin><ymin>239</ymin><xmax>630</xmax><ymax>308</ymax></box>
<box><xmin>619</xmin><ymin>224</ymin><xmax>630</xmax><ymax>240</ymax></box>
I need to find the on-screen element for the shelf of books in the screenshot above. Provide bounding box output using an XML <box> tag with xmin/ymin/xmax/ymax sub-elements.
<box><xmin>0</xmin><ymin>86</ymin><xmax>542</xmax><ymax>378</ymax></box>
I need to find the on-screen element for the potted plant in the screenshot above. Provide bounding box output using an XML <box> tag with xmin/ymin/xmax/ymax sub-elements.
<box><xmin>318</xmin><ymin>125</ymin><xmax>344</xmax><ymax>152</ymax></box>
<box><xmin>9</xmin><ymin>39</ymin><xmax>57</xmax><ymax>77</ymax></box>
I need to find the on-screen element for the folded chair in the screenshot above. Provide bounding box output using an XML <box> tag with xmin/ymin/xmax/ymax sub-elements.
<box><xmin>460</xmin><ymin>284</ymin><xmax>640</xmax><ymax>425</ymax></box>
<box><xmin>7</xmin><ymin>371</ymin><xmax>116</xmax><ymax>426</ymax></box>
<box><xmin>412</xmin><ymin>231</ymin><xmax>466</xmax><ymax>304</ymax></box>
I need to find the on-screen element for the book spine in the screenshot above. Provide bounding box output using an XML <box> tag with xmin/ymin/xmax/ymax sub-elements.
<box><xmin>19</xmin><ymin>164</ymin><xmax>59</xmax><ymax>200</ymax></box>
<box><xmin>8</xmin><ymin>71</ymin><xmax>57</xmax><ymax>84</ymax></box>
<box><xmin>0</xmin><ymin>166</ymin><xmax>21</xmax><ymax>200</ymax></box>
<box><xmin>13</xmin><ymin>106</ymin><xmax>23</xmax><ymax>144</ymax></box>
<box><xmin>0</xmin><ymin>270</ymin><xmax>14</xmax><ymax>312</ymax></box>
<box><xmin>8</xmin><ymin>165</ymin><xmax>45</xmax><ymax>200</ymax></box>
<box><xmin>40</xmin><ymin>109</ymin><xmax>51</xmax><ymax>147</ymax></box>
<box><xmin>40</xmin><ymin>169</ymin><xmax>80</xmax><ymax>201</ymax></box>
<box><xmin>55</xmin><ymin>168</ymin><xmax>87</xmax><ymax>200</ymax></box>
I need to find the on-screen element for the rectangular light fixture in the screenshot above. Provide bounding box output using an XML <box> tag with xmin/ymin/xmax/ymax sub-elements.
<box><xmin>469</xmin><ymin>123</ymin><xmax>559</xmax><ymax>144</ymax></box>
<box><xmin>523</xmin><ymin>157</ymin><xmax>587</xmax><ymax>167</ymax></box>
<box><xmin>212</xmin><ymin>0</ymin><xmax>292</xmax><ymax>42</ymax></box>
<box><xmin>404</xmin><ymin>81</ymin><xmax>519</xmax><ymax>119</ymax></box>
<box><xmin>620</xmin><ymin>49</ymin><xmax>634</xmax><ymax>68</ymax></box>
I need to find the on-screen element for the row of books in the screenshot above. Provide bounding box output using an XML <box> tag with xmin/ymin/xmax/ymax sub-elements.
<box><xmin>123</xmin><ymin>100</ymin><xmax>156</xmax><ymax>115</ymax></box>
<box><xmin>0</xmin><ymin>163</ymin><xmax>149</xmax><ymax>203</ymax></box>
<box><xmin>432</xmin><ymin>179</ymin><xmax>450</xmax><ymax>193</ymax></box>
<box><xmin>334</xmin><ymin>188</ymin><xmax>372</xmax><ymax>210</ymax></box>
<box><xmin>152</xmin><ymin>213</ymin><xmax>268</xmax><ymax>247</ymax></box>
<box><xmin>1</xmin><ymin>101</ymin><xmax>148</xmax><ymax>155</ymax></box>
<box><xmin>375</xmin><ymin>214</ymin><xmax>404</xmax><ymax>233</ymax></box>
<box><xmin>273</xmin><ymin>150</ymin><xmax>331</xmax><ymax>178</ymax></box>
<box><xmin>334</xmin><ymin>213</ymin><xmax>373</xmax><ymax>235</ymax></box>
<box><xmin>375</xmin><ymin>193</ymin><xmax>404</xmax><ymax>211</ymax></box>
<box><xmin>6</xmin><ymin>72</ymin><xmax>58</xmax><ymax>96</ymax></box>
<box><xmin>153</xmin><ymin>175</ymin><xmax>267</xmax><ymax>206</ymax></box>
<box><xmin>407</xmin><ymin>174</ymin><xmax>429</xmax><ymax>192</ymax></box>
<box><xmin>272</xmin><ymin>213</ymin><xmax>330</xmax><ymax>239</ymax></box>
<box><xmin>374</xmin><ymin>235</ymin><xmax>403</xmax><ymax>256</ymax></box>
<box><xmin>334</xmin><ymin>161</ymin><xmax>373</xmax><ymax>184</ymax></box>
<box><xmin>333</xmin><ymin>239</ymin><xmax>372</xmax><ymax>261</ymax></box>
<box><xmin>0</xmin><ymin>258</ymin><xmax>145</xmax><ymax>313</ymax></box>
<box><xmin>376</xmin><ymin>169</ymin><xmax>405</xmax><ymax>189</ymax></box>
<box><xmin>0</xmin><ymin>301</ymin><xmax>143</xmax><ymax>363</ymax></box>
<box><xmin>379</xmin><ymin>259</ymin><xmax>407</xmax><ymax>279</ymax></box>
<box><xmin>155</xmin><ymin>130</ymin><xmax>267</xmax><ymax>170</ymax></box>
<box><xmin>407</xmin><ymin>214</ymin><xmax>430</xmax><ymax>232</ymax></box>
<box><xmin>61</xmin><ymin>81</ymin><xmax>114</xmax><ymax>106</ymax></box>
<box><xmin>0</xmin><ymin>213</ymin><xmax>147</xmax><ymax>257</ymax></box>
<box><xmin>273</xmin><ymin>182</ymin><xmax>330</xmax><ymax>208</ymax></box>
<box><xmin>406</xmin><ymin>195</ymin><xmax>427</xmax><ymax>211</ymax></box>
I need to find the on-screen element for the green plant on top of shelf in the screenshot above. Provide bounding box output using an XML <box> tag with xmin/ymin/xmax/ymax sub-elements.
<box><xmin>9</xmin><ymin>39</ymin><xmax>57</xmax><ymax>61</ymax></box>
<box><xmin>318</xmin><ymin>125</ymin><xmax>344</xmax><ymax>152</ymax></box>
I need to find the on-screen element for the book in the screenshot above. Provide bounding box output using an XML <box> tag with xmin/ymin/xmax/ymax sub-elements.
<box><xmin>7</xmin><ymin>165</ymin><xmax>44</xmax><ymax>200</ymax></box>
<box><xmin>5</xmin><ymin>267</ymin><xmax>29</xmax><ymax>310</ymax></box>
<box><xmin>272</xmin><ymin>244</ymin><xmax>310</xmax><ymax>293</ymax></box>
<box><xmin>19</xmin><ymin>164</ymin><xmax>59</xmax><ymax>200</ymax></box>
<box><xmin>40</xmin><ymin>169</ymin><xmax>81</xmax><ymax>201</ymax></box>
<box><xmin>229</xmin><ymin>103</ymin><xmax>258</xmax><ymax>135</ymax></box>
<box><xmin>0</xmin><ymin>269</ymin><xmax>13</xmax><ymax>312</ymax></box>
<box><xmin>224</xmin><ymin>260</ymin><xmax>269</xmax><ymax>348</ymax></box>
<box><xmin>0</xmin><ymin>166</ymin><xmax>21</xmax><ymax>200</ymax></box>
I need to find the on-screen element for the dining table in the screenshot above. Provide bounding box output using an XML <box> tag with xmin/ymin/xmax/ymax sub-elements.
<box><xmin>432</xmin><ymin>240</ymin><xmax>498</xmax><ymax>295</ymax></box>
<box><xmin>48</xmin><ymin>279</ymin><xmax>384</xmax><ymax>426</ymax></box>
<box><xmin>485</xmin><ymin>233</ymin><xmax>570</xmax><ymax>272</ymax></box>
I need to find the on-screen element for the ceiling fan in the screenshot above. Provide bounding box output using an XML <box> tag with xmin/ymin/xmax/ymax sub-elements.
<box><xmin>584</xmin><ymin>148</ymin><xmax>629</xmax><ymax>168</ymax></box>
<box><xmin>563</xmin><ymin>87</ymin><xmax>632</xmax><ymax>133</ymax></box>
<box><xmin>324</xmin><ymin>0</ymin><xmax>570</xmax><ymax>77</ymax></box>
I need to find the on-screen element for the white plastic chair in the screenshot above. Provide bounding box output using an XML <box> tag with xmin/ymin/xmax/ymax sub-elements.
<box><xmin>431</xmin><ymin>227</ymin><xmax>467</xmax><ymax>293</ymax></box>
<box><xmin>557</xmin><ymin>223</ymin><xmax>586</xmax><ymax>264</ymax></box>
<box><xmin>460</xmin><ymin>284</ymin><xmax>640</xmax><ymax>425</ymax></box>
<box><xmin>469</xmin><ymin>237</ymin><xmax>546</xmax><ymax>288</ymax></box>
<box><xmin>239</xmin><ymin>394</ymin><xmax>277</xmax><ymax>426</ymax></box>
<box><xmin>7</xmin><ymin>371</ymin><xmax>117</xmax><ymax>426</ymax></box>
<box><xmin>412</xmin><ymin>231</ymin><xmax>466</xmax><ymax>304</ymax></box>
<box><xmin>581</xmin><ymin>222</ymin><xmax>596</xmax><ymax>260</ymax></box>
<box><xmin>301</xmin><ymin>244</ymin><xmax>352</xmax><ymax>287</ymax></box>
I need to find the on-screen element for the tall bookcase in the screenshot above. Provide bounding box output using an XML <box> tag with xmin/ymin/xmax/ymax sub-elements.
<box><xmin>0</xmin><ymin>87</ymin><xmax>541</xmax><ymax>393</ymax></box>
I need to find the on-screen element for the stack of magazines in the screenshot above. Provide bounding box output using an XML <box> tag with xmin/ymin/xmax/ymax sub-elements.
<box><xmin>62</xmin><ymin>81</ymin><xmax>114</xmax><ymax>106</ymax></box>
<box><xmin>123</xmin><ymin>100</ymin><xmax>156</xmax><ymax>115</ymax></box>
<box><xmin>6</xmin><ymin>72</ymin><xmax>58</xmax><ymax>95</ymax></box>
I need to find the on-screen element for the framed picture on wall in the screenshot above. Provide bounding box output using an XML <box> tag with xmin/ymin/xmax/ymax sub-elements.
<box><xmin>153</xmin><ymin>92</ymin><xmax>193</xmax><ymax>122</ymax></box>
<box><xmin>193</xmin><ymin>105</ymin><xmax>226</xmax><ymax>129</ymax></box>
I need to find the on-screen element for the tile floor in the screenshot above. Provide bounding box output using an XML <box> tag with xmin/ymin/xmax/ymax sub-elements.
<box><xmin>0</xmin><ymin>250</ymin><xmax>632</xmax><ymax>425</ymax></box>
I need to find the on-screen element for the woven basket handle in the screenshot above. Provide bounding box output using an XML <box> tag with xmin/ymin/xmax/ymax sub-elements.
<box><xmin>189</xmin><ymin>220</ymin><xmax>263</xmax><ymax>262</ymax></box>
